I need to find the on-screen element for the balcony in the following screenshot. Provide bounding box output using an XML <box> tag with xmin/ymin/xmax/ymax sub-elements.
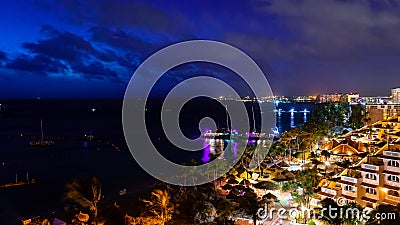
<box><xmin>362</xmin><ymin>164</ymin><xmax>380</xmax><ymax>171</ymax></box>
<box><xmin>365</xmin><ymin>193</ymin><xmax>379</xmax><ymax>201</ymax></box>
<box><xmin>361</xmin><ymin>176</ymin><xmax>380</xmax><ymax>186</ymax></box>
<box><xmin>384</xmin><ymin>178</ymin><xmax>400</xmax><ymax>189</ymax></box>
<box><xmin>342</xmin><ymin>189</ymin><xmax>357</xmax><ymax>198</ymax></box>
<box><xmin>319</xmin><ymin>187</ymin><xmax>339</xmax><ymax>198</ymax></box>
<box><xmin>341</xmin><ymin>176</ymin><xmax>360</xmax><ymax>184</ymax></box>
<box><xmin>383</xmin><ymin>164</ymin><xmax>400</xmax><ymax>173</ymax></box>
<box><xmin>387</xmin><ymin>194</ymin><xmax>400</xmax><ymax>203</ymax></box>
<box><xmin>383</xmin><ymin>151</ymin><xmax>400</xmax><ymax>158</ymax></box>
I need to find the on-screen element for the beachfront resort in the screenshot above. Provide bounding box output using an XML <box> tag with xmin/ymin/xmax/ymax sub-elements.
<box><xmin>13</xmin><ymin>87</ymin><xmax>400</xmax><ymax>225</ymax></box>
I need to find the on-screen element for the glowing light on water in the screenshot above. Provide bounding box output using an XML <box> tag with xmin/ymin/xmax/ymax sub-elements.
<box><xmin>232</xmin><ymin>141</ymin><xmax>238</xmax><ymax>156</ymax></box>
<box><xmin>290</xmin><ymin>111</ymin><xmax>295</xmax><ymax>128</ymax></box>
<box><xmin>202</xmin><ymin>140</ymin><xmax>211</xmax><ymax>162</ymax></box>
<box><xmin>303</xmin><ymin>112</ymin><xmax>307</xmax><ymax>123</ymax></box>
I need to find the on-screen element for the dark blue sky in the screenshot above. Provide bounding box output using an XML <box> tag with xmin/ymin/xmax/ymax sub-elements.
<box><xmin>1</xmin><ymin>0</ymin><xmax>400</xmax><ymax>98</ymax></box>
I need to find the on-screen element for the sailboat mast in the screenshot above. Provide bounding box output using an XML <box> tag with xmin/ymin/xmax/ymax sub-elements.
<box><xmin>225</xmin><ymin>104</ymin><xmax>229</xmax><ymax>130</ymax></box>
<box><xmin>40</xmin><ymin>118</ymin><xmax>44</xmax><ymax>142</ymax></box>
<box><xmin>252</xmin><ymin>105</ymin><xmax>256</xmax><ymax>132</ymax></box>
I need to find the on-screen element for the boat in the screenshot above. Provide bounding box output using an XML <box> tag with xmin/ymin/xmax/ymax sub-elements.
<box><xmin>29</xmin><ymin>118</ymin><xmax>54</xmax><ymax>147</ymax></box>
<box><xmin>203</xmin><ymin>128</ymin><xmax>232</xmax><ymax>139</ymax></box>
<box><xmin>202</xmin><ymin>105</ymin><xmax>234</xmax><ymax>140</ymax></box>
<box><xmin>246</xmin><ymin>105</ymin><xmax>269</xmax><ymax>140</ymax></box>
<box><xmin>0</xmin><ymin>173</ymin><xmax>36</xmax><ymax>188</ymax></box>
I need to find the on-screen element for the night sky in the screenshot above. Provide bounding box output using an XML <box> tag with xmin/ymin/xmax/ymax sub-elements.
<box><xmin>1</xmin><ymin>0</ymin><xmax>400</xmax><ymax>98</ymax></box>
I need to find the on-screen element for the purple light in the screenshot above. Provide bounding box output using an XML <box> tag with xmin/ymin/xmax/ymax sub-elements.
<box><xmin>233</xmin><ymin>142</ymin><xmax>238</xmax><ymax>156</ymax></box>
<box><xmin>202</xmin><ymin>141</ymin><xmax>211</xmax><ymax>162</ymax></box>
<box><xmin>247</xmin><ymin>140</ymin><xmax>256</xmax><ymax>145</ymax></box>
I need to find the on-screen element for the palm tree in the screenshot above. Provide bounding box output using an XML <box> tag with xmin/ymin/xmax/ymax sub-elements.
<box><xmin>237</xmin><ymin>191</ymin><xmax>262</xmax><ymax>225</ymax></box>
<box><xmin>294</xmin><ymin>168</ymin><xmax>320</xmax><ymax>210</ymax></box>
<box><xmin>321</xmin><ymin>150</ymin><xmax>331</xmax><ymax>161</ymax></box>
<box><xmin>215</xmin><ymin>198</ymin><xmax>237</xmax><ymax>225</ymax></box>
<box><xmin>65</xmin><ymin>177</ymin><xmax>102</xmax><ymax>224</ymax></box>
<box><xmin>297</xmin><ymin>168</ymin><xmax>320</xmax><ymax>191</ymax></box>
<box><xmin>302</xmin><ymin>119</ymin><xmax>329</xmax><ymax>149</ymax></box>
<box><xmin>177</xmin><ymin>159</ymin><xmax>199</xmax><ymax>197</ymax></box>
<box><xmin>194</xmin><ymin>201</ymin><xmax>216</xmax><ymax>224</ymax></box>
<box><xmin>185</xmin><ymin>159</ymin><xmax>199</xmax><ymax>188</ymax></box>
<box><xmin>316</xmin><ymin>198</ymin><xmax>363</xmax><ymax>225</ymax></box>
<box><xmin>282</xmin><ymin>181</ymin><xmax>298</xmax><ymax>196</ymax></box>
<box><xmin>142</xmin><ymin>189</ymin><xmax>175</xmax><ymax>225</ymax></box>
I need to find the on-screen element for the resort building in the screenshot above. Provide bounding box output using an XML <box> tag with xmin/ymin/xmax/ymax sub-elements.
<box><xmin>291</xmin><ymin>95</ymin><xmax>317</xmax><ymax>103</ymax></box>
<box><xmin>317</xmin><ymin>93</ymin><xmax>343</xmax><ymax>103</ymax></box>
<box><xmin>356</xmin><ymin>157</ymin><xmax>383</xmax><ymax>209</ymax></box>
<box><xmin>312</xmin><ymin>145</ymin><xmax>400</xmax><ymax>209</ymax></box>
<box><xmin>319</xmin><ymin>139</ymin><xmax>368</xmax><ymax>162</ymax></box>
<box><xmin>342</xmin><ymin>115</ymin><xmax>400</xmax><ymax>153</ymax></box>
<box><xmin>336</xmin><ymin>170</ymin><xmax>361</xmax><ymax>204</ymax></box>
<box><xmin>392</xmin><ymin>87</ymin><xmax>400</xmax><ymax>103</ymax></box>
<box><xmin>360</xmin><ymin>96</ymin><xmax>391</xmax><ymax>104</ymax></box>
<box><xmin>311</xmin><ymin>115</ymin><xmax>400</xmax><ymax>209</ymax></box>
<box><xmin>378</xmin><ymin>150</ymin><xmax>400</xmax><ymax>206</ymax></box>
<box><xmin>344</xmin><ymin>93</ymin><xmax>360</xmax><ymax>104</ymax></box>
<box><xmin>316</xmin><ymin>180</ymin><xmax>341</xmax><ymax>202</ymax></box>
<box><xmin>366</xmin><ymin>104</ymin><xmax>400</xmax><ymax>123</ymax></box>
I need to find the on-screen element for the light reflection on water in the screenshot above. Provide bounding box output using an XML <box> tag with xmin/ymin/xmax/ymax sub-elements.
<box><xmin>277</xmin><ymin>111</ymin><xmax>308</xmax><ymax>133</ymax></box>
<box><xmin>201</xmin><ymin>138</ymin><xmax>228</xmax><ymax>162</ymax></box>
<box><xmin>290</xmin><ymin>112</ymin><xmax>295</xmax><ymax>128</ymax></box>
<box><xmin>201</xmin><ymin>138</ymin><xmax>270</xmax><ymax>163</ymax></box>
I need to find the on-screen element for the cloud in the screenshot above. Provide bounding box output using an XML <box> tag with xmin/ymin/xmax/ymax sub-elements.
<box><xmin>71</xmin><ymin>61</ymin><xmax>119</xmax><ymax>81</ymax></box>
<box><xmin>212</xmin><ymin>0</ymin><xmax>400</xmax><ymax>95</ymax></box>
<box><xmin>116</xmin><ymin>52</ymin><xmax>141</xmax><ymax>70</ymax></box>
<box><xmin>23</xmin><ymin>28</ymin><xmax>99</xmax><ymax>62</ymax></box>
<box><xmin>41</xmin><ymin>0</ymin><xmax>176</xmax><ymax>31</ymax></box>
<box><xmin>2</xmin><ymin>25</ymin><xmax>126</xmax><ymax>81</ymax></box>
<box><xmin>22</xmin><ymin>25</ymin><xmax>154</xmax><ymax>73</ymax></box>
<box><xmin>95</xmin><ymin>48</ymin><xmax>118</xmax><ymax>62</ymax></box>
<box><xmin>89</xmin><ymin>26</ymin><xmax>171</xmax><ymax>69</ymax></box>
<box><xmin>254</xmin><ymin>0</ymin><xmax>400</xmax><ymax>59</ymax></box>
<box><xmin>0</xmin><ymin>51</ymin><xmax>7</xmax><ymax>61</ymax></box>
<box><xmin>89</xmin><ymin>26</ymin><xmax>168</xmax><ymax>57</ymax></box>
<box><xmin>4</xmin><ymin>0</ymin><xmax>400</xmax><ymax>97</ymax></box>
<box><xmin>6</xmin><ymin>54</ymin><xmax>67</xmax><ymax>74</ymax></box>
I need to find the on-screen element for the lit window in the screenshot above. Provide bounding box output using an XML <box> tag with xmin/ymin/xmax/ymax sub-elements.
<box><xmin>345</xmin><ymin>185</ymin><xmax>355</xmax><ymax>192</ymax></box>
<box><xmin>388</xmin><ymin>160</ymin><xmax>399</xmax><ymax>168</ymax></box>
<box><xmin>388</xmin><ymin>175</ymin><xmax>400</xmax><ymax>183</ymax></box>
<box><xmin>365</xmin><ymin>173</ymin><xmax>377</xmax><ymax>180</ymax></box>
<box><xmin>366</xmin><ymin>187</ymin><xmax>377</xmax><ymax>195</ymax></box>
